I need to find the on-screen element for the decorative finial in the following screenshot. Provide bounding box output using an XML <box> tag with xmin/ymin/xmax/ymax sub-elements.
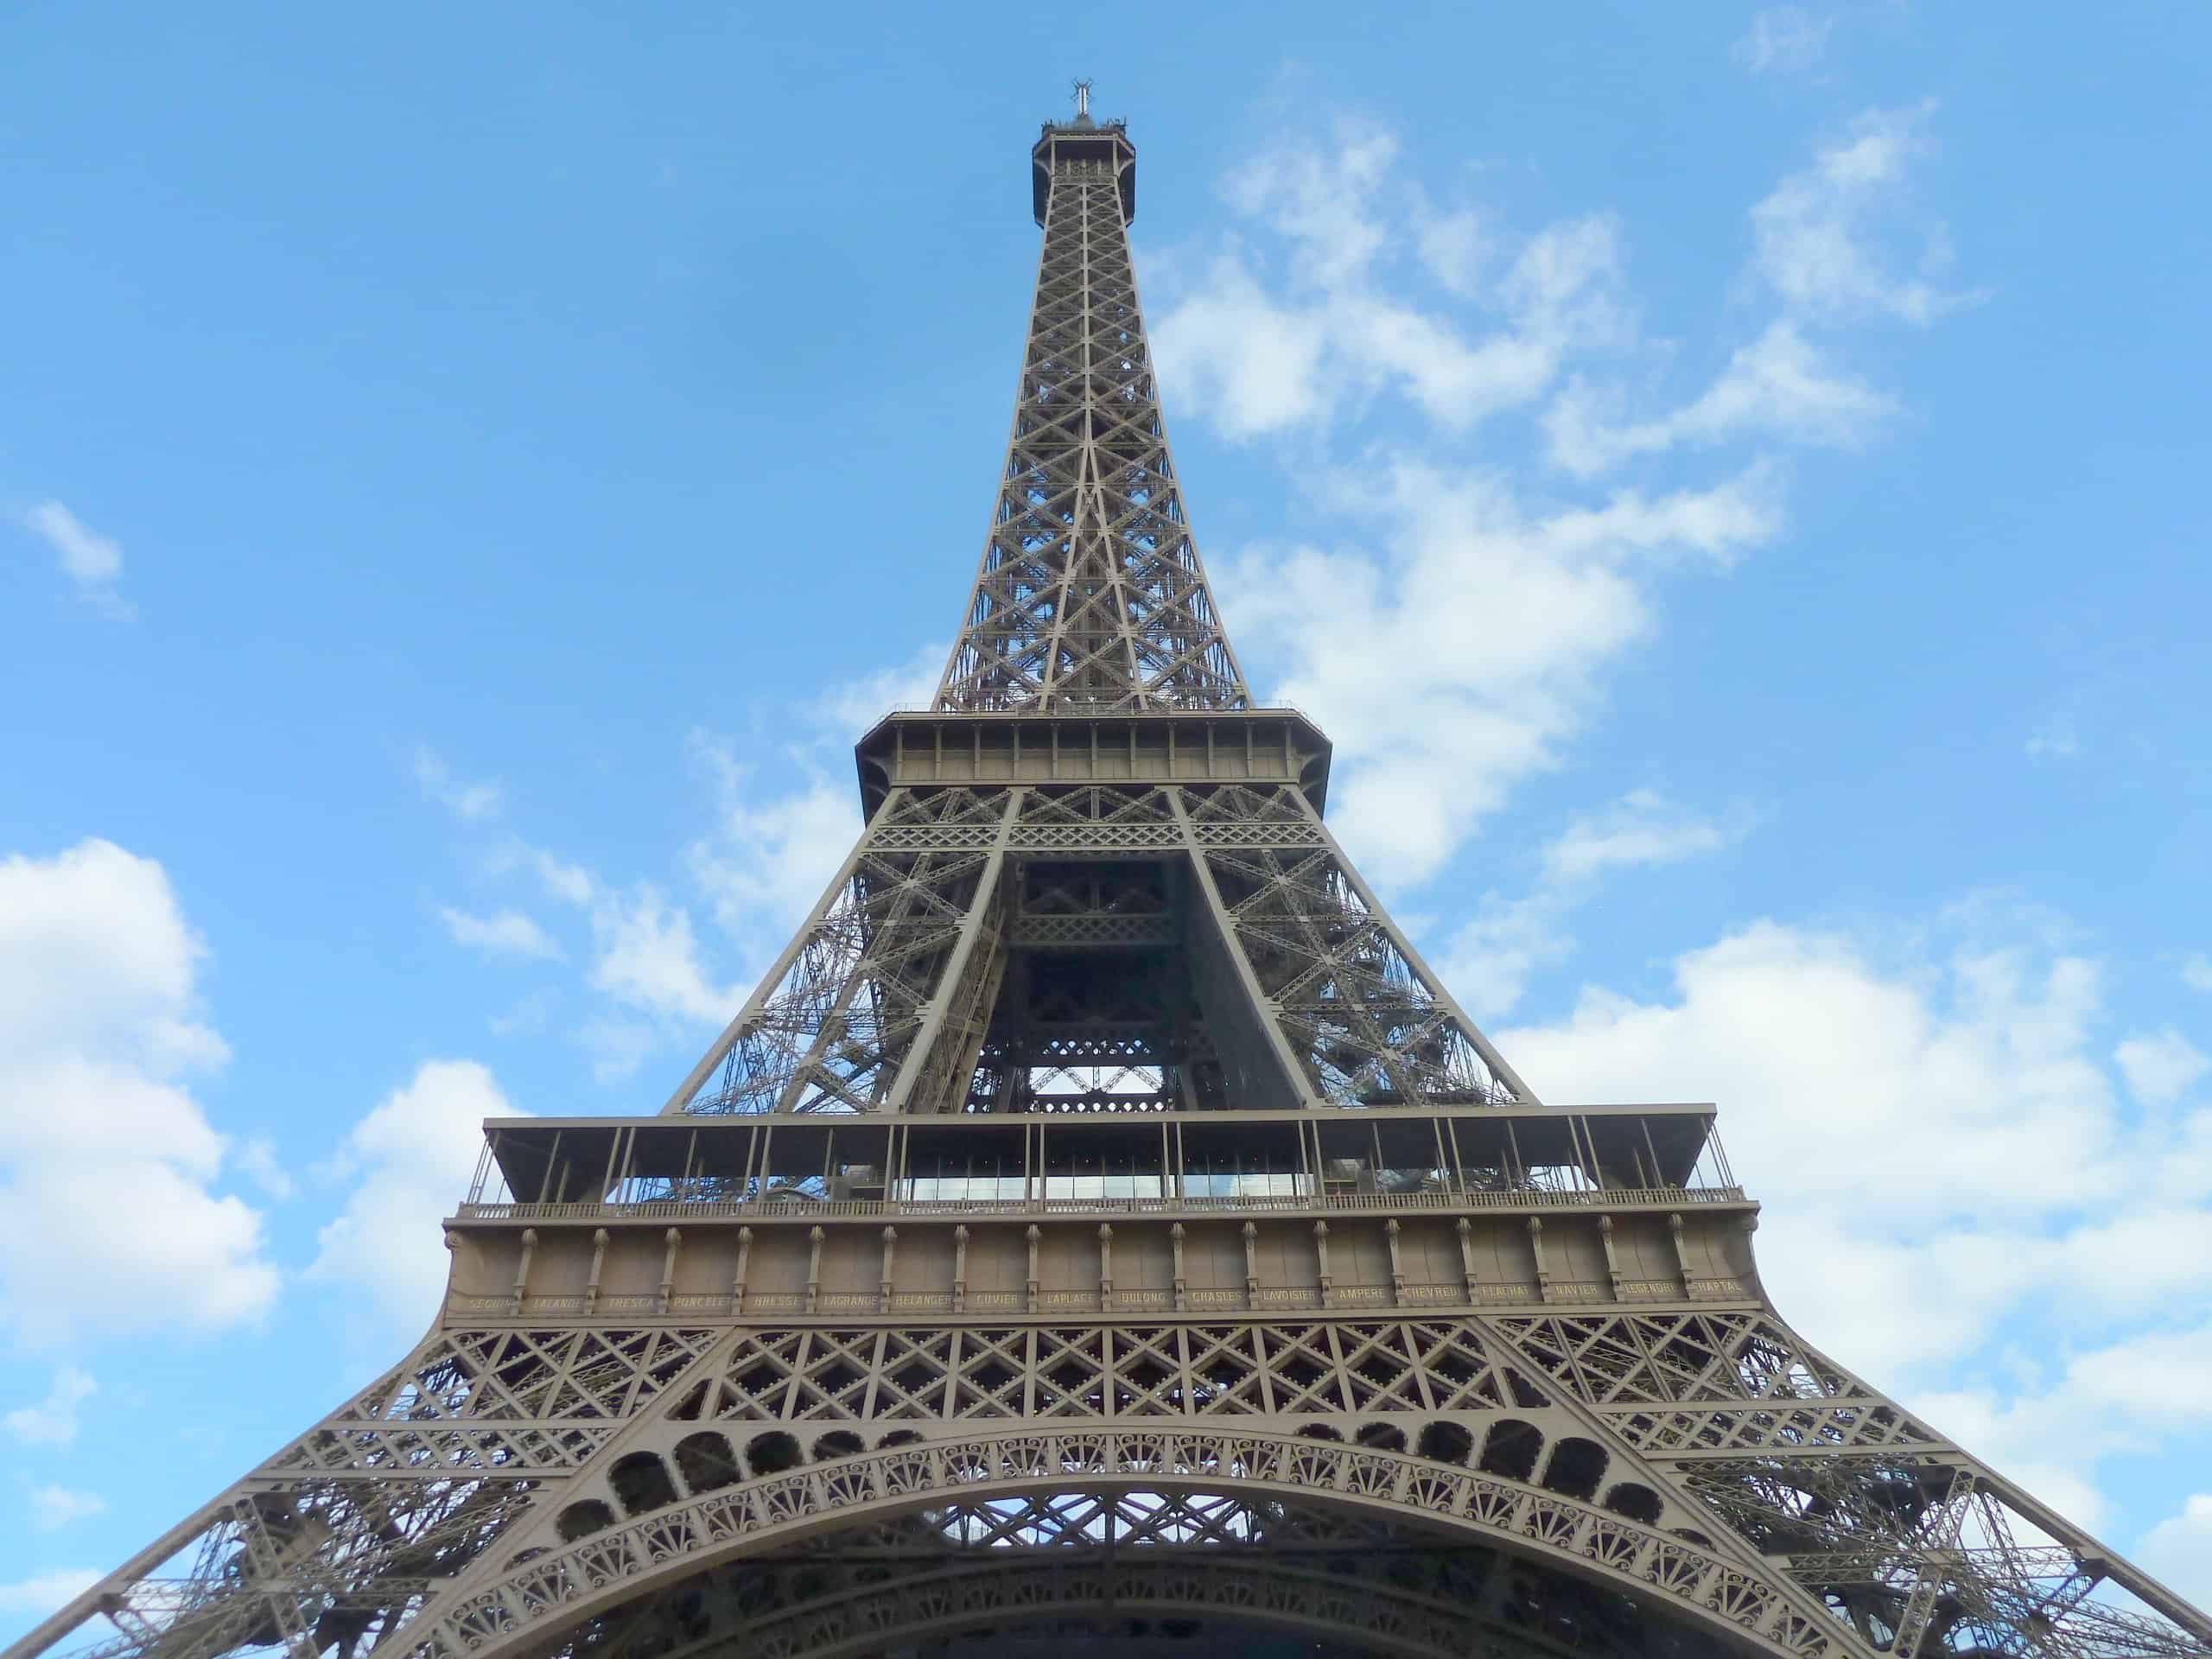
<box><xmin>1071</xmin><ymin>77</ymin><xmax>1093</xmax><ymax>121</ymax></box>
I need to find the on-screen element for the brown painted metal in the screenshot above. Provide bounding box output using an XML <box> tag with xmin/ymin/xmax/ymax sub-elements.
<box><xmin>15</xmin><ymin>101</ymin><xmax>2208</xmax><ymax>1659</ymax></box>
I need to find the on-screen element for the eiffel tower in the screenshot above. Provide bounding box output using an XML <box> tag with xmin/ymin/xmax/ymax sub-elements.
<box><xmin>16</xmin><ymin>92</ymin><xmax>2210</xmax><ymax>1659</ymax></box>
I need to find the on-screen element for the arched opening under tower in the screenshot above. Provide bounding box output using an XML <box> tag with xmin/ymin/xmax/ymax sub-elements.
<box><xmin>516</xmin><ymin>1491</ymin><xmax>1766</xmax><ymax>1659</ymax></box>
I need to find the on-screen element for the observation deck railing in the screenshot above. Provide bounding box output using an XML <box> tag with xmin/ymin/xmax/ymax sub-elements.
<box><xmin>453</xmin><ymin>1181</ymin><xmax>1749</xmax><ymax>1227</ymax></box>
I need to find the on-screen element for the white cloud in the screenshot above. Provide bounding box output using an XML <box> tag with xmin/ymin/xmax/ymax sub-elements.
<box><xmin>1413</xmin><ymin>204</ymin><xmax>1488</xmax><ymax>299</ymax></box>
<box><xmin>4</xmin><ymin>1368</ymin><xmax>96</xmax><ymax>1447</ymax></box>
<box><xmin>20</xmin><ymin>500</ymin><xmax>128</xmax><ymax>614</ymax></box>
<box><xmin>28</xmin><ymin>1484</ymin><xmax>106</xmax><ymax>1532</ymax></box>
<box><xmin>488</xmin><ymin>989</ymin><xmax>555</xmax><ymax>1037</ymax></box>
<box><xmin>586</xmin><ymin>887</ymin><xmax>740</xmax><ymax>1025</ymax></box>
<box><xmin>499</xmin><ymin>845</ymin><xmax>742</xmax><ymax>1079</ymax></box>
<box><xmin>1498</xmin><ymin>912</ymin><xmax>2135</xmax><ymax>1373</ymax></box>
<box><xmin>2115</xmin><ymin>1027</ymin><xmax>2209</xmax><ymax>1106</ymax></box>
<box><xmin>436</xmin><ymin>906</ymin><xmax>564</xmax><ymax>963</ymax></box>
<box><xmin>2026</xmin><ymin>716</ymin><xmax>2078</xmax><ymax>760</ymax></box>
<box><xmin>1433</xmin><ymin>889</ymin><xmax>1573</xmax><ymax>1026</ymax></box>
<box><xmin>0</xmin><ymin>1568</ymin><xmax>100</xmax><ymax>1617</ymax></box>
<box><xmin>0</xmin><ymin>841</ymin><xmax>277</xmax><ymax>1344</ymax></box>
<box><xmin>1153</xmin><ymin>120</ymin><xmax>1629</xmax><ymax>441</ymax></box>
<box><xmin>233</xmin><ymin>1135</ymin><xmax>295</xmax><ymax>1200</ymax></box>
<box><xmin>1149</xmin><ymin>112</ymin><xmax>1974</xmax><ymax>883</ymax></box>
<box><xmin>413</xmin><ymin>747</ymin><xmax>503</xmax><ymax>822</ymax></box>
<box><xmin>1909</xmin><ymin>1320</ymin><xmax>2212</xmax><ymax>1541</ymax></box>
<box><xmin>686</xmin><ymin>732</ymin><xmax>858</xmax><ymax>948</ymax></box>
<box><xmin>1435</xmin><ymin>791</ymin><xmax>1751</xmax><ymax>1019</ymax></box>
<box><xmin>1546</xmin><ymin>320</ymin><xmax>1896</xmax><ymax>476</ymax></box>
<box><xmin>1219</xmin><ymin>460</ymin><xmax>1777</xmax><ymax>884</ymax></box>
<box><xmin>2184</xmin><ymin>955</ymin><xmax>2212</xmax><ymax>995</ymax></box>
<box><xmin>1732</xmin><ymin>7</ymin><xmax>1833</xmax><ymax>77</ymax></box>
<box><xmin>2138</xmin><ymin>1493</ymin><xmax>2212</xmax><ymax>1609</ymax></box>
<box><xmin>1541</xmin><ymin>788</ymin><xmax>1752</xmax><ymax>884</ymax></box>
<box><xmin>308</xmin><ymin>1060</ymin><xmax>520</xmax><ymax>1332</ymax></box>
<box><xmin>1494</xmin><ymin>897</ymin><xmax>2212</xmax><ymax>1552</ymax></box>
<box><xmin>1752</xmin><ymin>103</ymin><xmax>1981</xmax><ymax>325</ymax></box>
<box><xmin>577</xmin><ymin>1017</ymin><xmax>660</xmax><ymax>1086</ymax></box>
<box><xmin>811</xmin><ymin>641</ymin><xmax>946</xmax><ymax>731</ymax></box>
<box><xmin>514</xmin><ymin>845</ymin><xmax>594</xmax><ymax>907</ymax></box>
<box><xmin>467</xmin><ymin>703</ymin><xmax>881</xmax><ymax>1085</ymax></box>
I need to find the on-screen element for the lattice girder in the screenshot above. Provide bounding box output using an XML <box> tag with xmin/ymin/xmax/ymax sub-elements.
<box><xmin>22</xmin><ymin>1304</ymin><xmax>2212</xmax><ymax>1659</ymax></box>
<box><xmin>666</xmin><ymin>780</ymin><xmax>1526</xmax><ymax>1116</ymax></box>
<box><xmin>938</xmin><ymin>149</ymin><xmax>1246</xmax><ymax>715</ymax></box>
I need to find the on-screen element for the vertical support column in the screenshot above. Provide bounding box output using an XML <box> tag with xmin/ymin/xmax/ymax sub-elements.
<box><xmin>952</xmin><ymin>1224</ymin><xmax>969</xmax><ymax>1314</ymax></box>
<box><xmin>1170</xmin><ymin>1222</ymin><xmax>1187</xmax><ymax>1312</ymax></box>
<box><xmin>509</xmin><ymin>1229</ymin><xmax>538</xmax><ymax>1316</ymax></box>
<box><xmin>1026</xmin><ymin>1224</ymin><xmax>1041</xmax><ymax>1314</ymax></box>
<box><xmin>1167</xmin><ymin>789</ymin><xmax>1319</xmax><ymax>1109</ymax></box>
<box><xmin>887</xmin><ymin>790</ymin><xmax>1022</xmax><ymax>1112</ymax></box>
<box><xmin>1313</xmin><ymin>1220</ymin><xmax>1332</xmax><ymax>1308</ymax></box>
<box><xmin>1455</xmin><ymin>1218</ymin><xmax>1478</xmax><ymax>1306</ymax></box>
<box><xmin>1385</xmin><ymin>1218</ymin><xmax>1405</xmax><ymax>1307</ymax></box>
<box><xmin>804</xmin><ymin>1225</ymin><xmax>825</xmax><ymax>1313</ymax></box>
<box><xmin>1528</xmin><ymin>1217</ymin><xmax>1552</xmax><ymax>1301</ymax></box>
<box><xmin>1668</xmin><ymin>1212</ymin><xmax>1693</xmax><ymax>1299</ymax></box>
<box><xmin>731</xmin><ymin>1226</ymin><xmax>753</xmax><ymax>1314</ymax></box>
<box><xmin>878</xmin><ymin>1226</ymin><xmax>898</xmax><ymax>1314</ymax></box>
<box><xmin>656</xmin><ymin>1228</ymin><xmax>683</xmax><ymax>1314</ymax></box>
<box><xmin>584</xmin><ymin>1228</ymin><xmax>610</xmax><ymax>1315</ymax></box>
<box><xmin>1098</xmin><ymin>1224</ymin><xmax>1115</xmax><ymax>1312</ymax></box>
<box><xmin>1242</xmin><ymin>1220</ymin><xmax>1260</xmax><ymax>1309</ymax></box>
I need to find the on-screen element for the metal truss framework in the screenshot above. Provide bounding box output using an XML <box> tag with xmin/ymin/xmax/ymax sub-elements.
<box><xmin>662</xmin><ymin>781</ymin><xmax>1529</xmax><ymax>1117</ymax></box>
<box><xmin>936</xmin><ymin>125</ymin><xmax>1246</xmax><ymax>715</ymax></box>
<box><xmin>16</xmin><ymin>103</ymin><xmax>2209</xmax><ymax>1659</ymax></box>
<box><xmin>20</xmin><ymin>1311</ymin><xmax>2209</xmax><ymax>1659</ymax></box>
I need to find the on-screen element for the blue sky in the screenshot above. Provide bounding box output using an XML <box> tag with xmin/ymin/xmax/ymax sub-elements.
<box><xmin>4</xmin><ymin>0</ymin><xmax>2211</xmax><ymax>1631</ymax></box>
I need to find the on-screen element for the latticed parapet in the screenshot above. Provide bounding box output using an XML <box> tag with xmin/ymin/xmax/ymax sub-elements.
<box><xmin>938</xmin><ymin>118</ymin><xmax>1248</xmax><ymax>715</ymax></box>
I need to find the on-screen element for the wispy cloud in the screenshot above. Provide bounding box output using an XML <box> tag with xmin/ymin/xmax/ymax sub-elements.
<box><xmin>1546</xmin><ymin>320</ymin><xmax>1896</xmax><ymax>476</ymax></box>
<box><xmin>2115</xmin><ymin>1027</ymin><xmax>2209</xmax><ymax>1107</ymax></box>
<box><xmin>1154</xmin><ymin>104</ymin><xmax>1970</xmax><ymax>884</ymax></box>
<box><xmin>1437</xmin><ymin>790</ymin><xmax>1754</xmax><ymax>1017</ymax></box>
<box><xmin>0</xmin><ymin>1567</ymin><xmax>101</xmax><ymax>1617</ymax></box>
<box><xmin>413</xmin><ymin>747</ymin><xmax>503</xmax><ymax>822</ymax></box>
<box><xmin>20</xmin><ymin>501</ymin><xmax>130</xmax><ymax>617</ymax></box>
<box><xmin>4</xmin><ymin>1368</ymin><xmax>96</xmax><ymax>1447</ymax></box>
<box><xmin>1154</xmin><ymin>118</ymin><xmax>1630</xmax><ymax>442</ymax></box>
<box><xmin>1751</xmin><ymin>102</ymin><xmax>1985</xmax><ymax>326</ymax></box>
<box><xmin>1732</xmin><ymin>7</ymin><xmax>1834</xmax><ymax>78</ymax></box>
<box><xmin>436</xmin><ymin>906</ymin><xmax>564</xmax><ymax>963</ymax></box>
<box><xmin>1542</xmin><ymin>788</ymin><xmax>1757</xmax><ymax>884</ymax></box>
<box><xmin>29</xmin><ymin>1484</ymin><xmax>107</xmax><ymax>1532</ymax></box>
<box><xmin>2026</xmin><ymin>717</ymin><xmax>2078</xmax><ymax>760</ymax></box>
<box><xmin>2139</xmin><ymin>1494</ymin><xmax>2212</xmax><ymax>1608</ymax></box>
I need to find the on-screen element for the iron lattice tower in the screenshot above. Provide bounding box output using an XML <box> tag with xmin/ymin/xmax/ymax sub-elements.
<box><xmin>17</xmin><ymin>99</ymin><xmax>2210</xmax><ymax>1659</ymax></box>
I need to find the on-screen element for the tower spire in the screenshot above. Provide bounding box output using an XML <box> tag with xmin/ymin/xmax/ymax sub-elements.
<box><xmin>937</xmin><ymin>105</ymin><xmax>1248</xmax><ymax>714</ymax></box>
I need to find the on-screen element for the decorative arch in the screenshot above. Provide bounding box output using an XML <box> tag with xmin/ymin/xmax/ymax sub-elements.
<box><xmin>420</xmin><ymin>1427</ymin><xmax>1840</xmax><ymax>1659</ymax></box>
<box><xmin>552</xmin><ymin>1551</ymin><xmax>1497</xmax><ymax>1659</ymax></box>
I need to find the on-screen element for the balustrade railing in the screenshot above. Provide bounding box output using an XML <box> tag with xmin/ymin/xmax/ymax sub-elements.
<box><xmin>453</xmin><ymin>1182</ymin><xmax>1747</xmax><ymax>1225</ymax></box>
